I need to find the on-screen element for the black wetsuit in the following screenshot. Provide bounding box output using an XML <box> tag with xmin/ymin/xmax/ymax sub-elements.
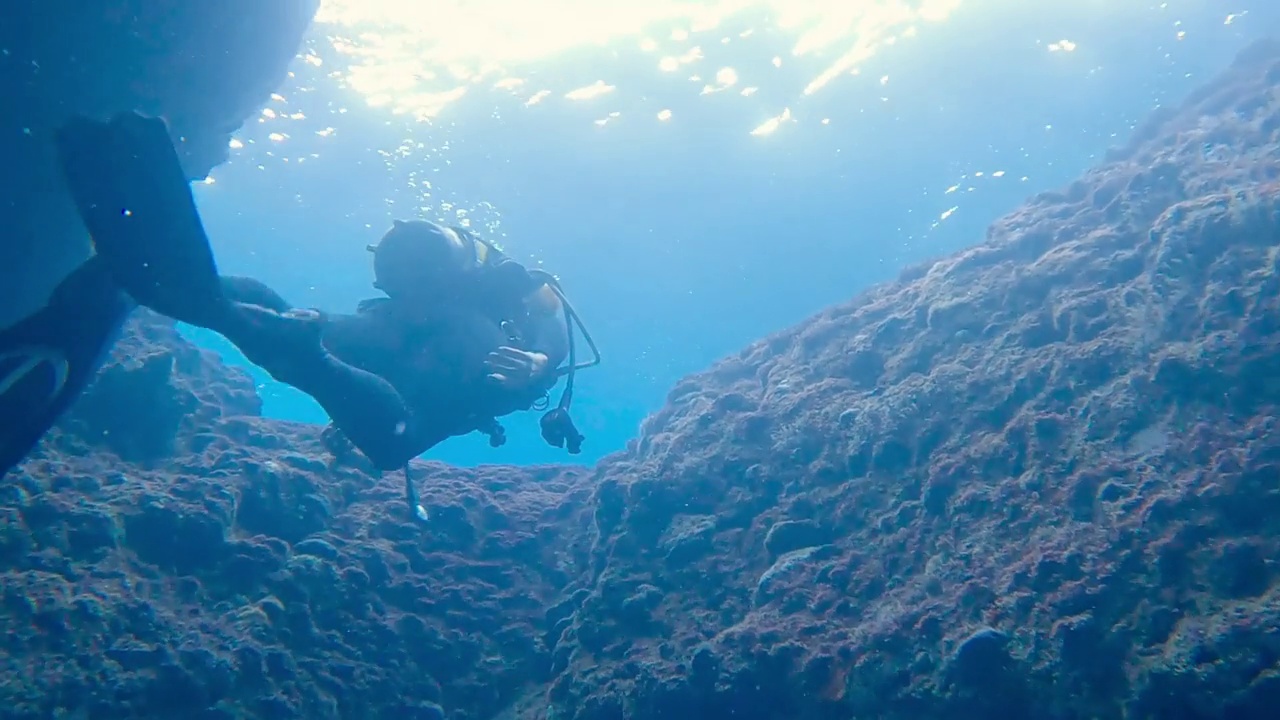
<box><xmin>217</xmin><ymin>265</ymin><xmax>564</xmax><ymax>467</ymax></box>
<box><xmin>0</xmin><ymin>253</ymin><xmax>561</xmax><ymax>476</ymax></box>
<box><xmin>0</xmin><ymin>111</ymin><xmax>564</xmax><ymax>478</ymax></box>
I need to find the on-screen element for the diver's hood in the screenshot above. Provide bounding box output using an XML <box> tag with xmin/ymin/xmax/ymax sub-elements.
<box><xmin>367</xmin><ymin>220</ymin><xmax>475</xmax><ymax>298</ymax></box>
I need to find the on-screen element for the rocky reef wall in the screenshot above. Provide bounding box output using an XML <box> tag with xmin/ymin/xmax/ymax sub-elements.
<box><xmin>0</xmin><ymin>0</ymin><xmax>319</xmax><ymax>327</ymax></box>
<box><xmin>4</xmin><ymin>35</ymin><xmax>1280</xmax><ymax>720</ymax></box>
<box><xmin>545</xmin><ymin>37</ymin><xmax>1280</xmax><ymax>720</ymax></box>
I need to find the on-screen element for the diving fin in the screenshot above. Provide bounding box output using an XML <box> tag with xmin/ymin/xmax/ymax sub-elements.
<box><xmin>54</xmin><ymin>112</ymin><xmax>224</xmax><ymax>329</ymax></box>
<box><xmin>0</xmin><ymin>258</ymin><xmax>135</xmax><ymax>477</ymax></box>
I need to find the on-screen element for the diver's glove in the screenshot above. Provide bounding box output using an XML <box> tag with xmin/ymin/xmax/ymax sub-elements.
<box><xmin>477</xmin><ymin>417</ymin><xmax>507</xmax><ymax>447</ymax></box>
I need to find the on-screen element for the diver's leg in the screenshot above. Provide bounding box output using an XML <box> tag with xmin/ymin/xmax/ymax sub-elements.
<box><xmin>53</xmin><ymin>113</ymin><xmax>425</xmax><ymax>470</ymax></box>
<box><xmin>234</xmin><ymin>284</ymin><xmax>366</xmax><ymax>470</ymax></box>
<box><xmin>54</xmin><ymin>112</ymin><xmax>224</xmax><ymax>327</ymax></box>
<box><xmin>0</xmin><ymin>257</ymin><xmax>135</xmax><ymax>476</ymax></box>
<box><xmin>211</xmin><ymin>302</ymin><xmax>421</xmax><ymax>471</ymax></box>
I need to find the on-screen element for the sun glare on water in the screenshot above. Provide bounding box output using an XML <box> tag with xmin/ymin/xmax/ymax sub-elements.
<box><xmin>213</xmin><ymin>0</ymin><xmax>977</xmax><ymax>238</ymax></box>
<box><xmin>206</xmin><ymin>1</ymin><xmax>1247</xmax><ymax>249</ymax></box>
<box><xmin>310</xmin><ymin>0</ymin><xmax>963</xmax><ymax>134</ymax></box>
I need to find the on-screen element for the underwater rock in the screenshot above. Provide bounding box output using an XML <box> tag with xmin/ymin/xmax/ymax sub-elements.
<box><xmin>398</xmin><ymin>701</ymin><xmax>446</xmax><ymax>720</ymax></box>
<box><xmin>37</xmin><ymin>311</ymin><xmax>260</xmax><ymax>466</ymax></box>
<box><xmin>71</xmin><ymin>347</ymin><xmax>193</xmax><ymax>461</ymax></box>
<box><xmin>948</xmin><ymin>627</ymin><xmax>1012</xmax><ymax>685</ymax></box>
<box><xmin>763</xmin><ymin>519</ymin><xmax>831</xmax><ymax>557</ymax></box>
<box><xmin>1</xmin><ymin>420</ymin><xmax>596</xmax><ymax>719</ymax></box>
<box><xmin>545</xmin><ymin>38</ymin><xmax>1280</xmax><ymax>720</ymax></box>
<box><xmin>0</xmin><ymin>0</ymin><xmax>320</xmax><ymax>327</ymax></box>
<box><xmin>293</xmin><ymin>537</ymin><xmax>339</xmax><ymax>561</ymax></box>
<box><xmin>660</xmin><ymin>513</ymin><xmax>718</xmax><ymax>568</ymax></box>
<box><xmin>6</xmin><ymin>34</ymin><xmax>1280</xmax><ymax>720</ymax></box>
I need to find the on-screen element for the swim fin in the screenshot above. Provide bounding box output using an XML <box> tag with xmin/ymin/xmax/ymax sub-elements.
<box><xmin>0</xmin><ymin>258</ymin><xmax>135</xmax><ymax>477</ymax></box>
<box><xmin>54</xmin><ymin>112</ymin><xmax>224</xmax><ymax>329</ymax></box>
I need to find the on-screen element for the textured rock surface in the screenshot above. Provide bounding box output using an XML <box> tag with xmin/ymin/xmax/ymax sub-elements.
<box><xmin>542</xmin><ymin>38</ymin><xmax>1280</xmax><ymax>720</ymax></box>
<box><xmin>39</xmin><ymin>311</ymin><xmax>262</xmax><ymax>466</ymax></box>
<box><xmin>5</xmin><ymin>35</ymin><xmax>1280</xmax><ymax>720</ymax></box>
<box><xmin>1</xmin><ymin>0</ymin><xmax>319</xmax><ymax>326</ymax></box>
<box><xmin>3</xmin><ymin>432</ymin><xmax>595</xmax><ymax>720</ymax></box>
<box><xmin>6</xmin><ymin>313</ymin><xmax>596</xmax><ymax>719</ymax></box>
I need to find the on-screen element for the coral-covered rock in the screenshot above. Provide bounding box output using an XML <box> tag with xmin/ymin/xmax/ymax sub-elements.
<box><xmin>5</xmin><ymin>35</ymin><xmax>1280</xmax><ymax>720</ymax></box>
<box><xmin>26</xmin><ymin>311</ymin><xmax>260</xmax><ymax>468</ymax></box>
<box><xmin>1</xmin><ymin>0</ymin><xmax>319</xmax><ymax>327</ymax></box>
<box><xmin>3</xmin><ymin>418</ymin><xmax>596</xmax><ymax>720</ymax></box>
<box><xmin>543</xmin><ymin>38</ymin><xmax>1280</xmax><ymax>720</ymax></box>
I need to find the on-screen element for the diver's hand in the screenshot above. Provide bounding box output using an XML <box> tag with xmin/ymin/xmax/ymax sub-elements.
<box><xmin>485</xmin><ymin>347</ymin><xmax>548</xmax><ymax>390</ymax></box>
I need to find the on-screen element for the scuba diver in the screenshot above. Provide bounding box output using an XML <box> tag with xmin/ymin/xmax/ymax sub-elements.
<box><xmin>0</xmin><ymin>112</ymin><xmax>599</xmax><ymax>521</ymax></box>
<box><xmin>299</xmin><ymin>218</ymin><xmax>600</xmax><ymax>465</ymax></box>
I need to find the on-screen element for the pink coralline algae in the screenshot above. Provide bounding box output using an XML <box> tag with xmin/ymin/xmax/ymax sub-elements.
<box><xmin>6</xmin><ymin>38</ymin><xmax>1280</xmax><ymax>720</ymax></box>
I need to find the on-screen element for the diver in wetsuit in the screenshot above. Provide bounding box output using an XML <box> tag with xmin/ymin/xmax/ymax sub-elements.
<box><xmin>230</xmin><ymin>218</ymin><xmax>595</xmax><ymax>461</ymax></box>
<box><xmin>0</xmin><ymin>112</ymin><xmax>598</xmax><ymax>518</ymax></box>
<box><xmin>323</xmin><ymin>219</ymin><xmax>584</xmax><ymax>453</ymax></box>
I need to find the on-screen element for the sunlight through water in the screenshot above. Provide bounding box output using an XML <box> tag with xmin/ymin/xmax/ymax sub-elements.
<box><xmin>203</xmin><ymin>0</ymin><xmax>1253</xmax><ymax>247</ymax></box>
<box><xmin>312</xmin><ymin>0</ymin><xmax>964</xmax><ymax>133</ymax></box>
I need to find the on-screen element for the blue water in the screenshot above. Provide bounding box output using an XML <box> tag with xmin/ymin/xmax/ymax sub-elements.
<box><xmin>184</xmin><ymin>0</ymin><xmax>1276</xmax><ymax>467</ymax></box>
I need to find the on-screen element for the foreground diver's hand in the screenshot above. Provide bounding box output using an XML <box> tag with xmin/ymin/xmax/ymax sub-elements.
<box><xmin>485</xmin><ymin>347</ymin><xmax>548</xmax><ymax>390</ymax></box>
